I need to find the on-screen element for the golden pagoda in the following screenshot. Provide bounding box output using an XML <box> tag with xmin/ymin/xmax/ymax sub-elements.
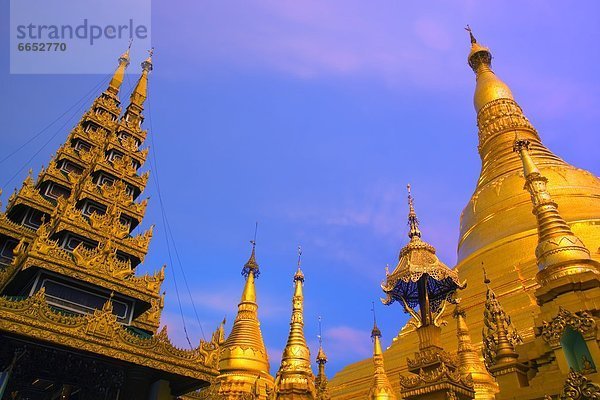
<box><xmin>0</xmin><ymin>49</ymin><xmax>221</xmax><ymax>399</ymax></box>
<box><xmin>207</xmin><ymin>241</ymin><xmax>275</xmax><ymax>399</ymax></box>
<box><xmin>367</xmin><ymin>322</ymin><xmax>396</xmax><ymax>400</ymax></box>
<box><xmin>329</xmin><ymin>28</ymin><xmax>600</xmax><ymax>399</ymax></box>
<box><xmin>272</xmin><ymin>248</ymin><xmax>317</xmax><ymax>400</ymax></box>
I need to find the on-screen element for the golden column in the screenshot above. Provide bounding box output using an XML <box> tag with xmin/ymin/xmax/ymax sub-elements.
<box><xmin>273</xmin><ymin>247</ymin><xmax>317</xmax><ymax>400</ymax></box>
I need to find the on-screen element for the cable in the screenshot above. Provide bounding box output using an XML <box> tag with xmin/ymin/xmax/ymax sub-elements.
<box><xmin>165</xmin><ymin>218</ymin><xmax>207</xmax><ymax>340</ymax></box>
<box><xmin>2</xmin><ymin>75</ymin><xmax>111</xmax><ymax>189</ymax></box>
<box><xmin>0</xmin><ymin>74</ymin><xmax>111</xmax><ymax>166</ymax></box>
<box><xmin>145</xmin><ymin>83</ymin><xmax>195</xmax><ymax>350</ymax></box>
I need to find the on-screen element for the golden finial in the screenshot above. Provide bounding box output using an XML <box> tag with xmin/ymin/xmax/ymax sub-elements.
<box><xmin>406</xmin><ymin>184</ymin><xmax>422</xmax><ymax>240</ymax></box>
<box><xmin>316</xmin><ymin>316</ymin><xmax>328</xmax><ymax>364</ymax></box>
<box><xmin>318</xmin><ymin>316</ymin><xmax>323</xmax><ymax>346</ymax></box>
<box><xmin>141</xmin><ymin>47</ymin><xmax>154</xmax><ymax>72</ymax></box>
<box><xmin>243</xmin><ymin>223</ymin><xmax>260</xmax><ymax>277</ymax></box>
<box><xmin>465</xmin><ymin>24</ymin><xmax>477</xmax><ymax>44</ymax></box>
<box><xmin>294</xmin><ymin>245</ymin><xmax>305</xmax><ymax>282</ymax></box>
<box><xmin>371</xmin><ymin>301</ymin><xmax>381</xmax><ymax>338</ymax></box>
<box><xmin>108</xmin><ymin>43</ymin><xmax>133</xmax><ymax>94</ymax></box>
<box><xmin>120</xmin><ymin>39</ymin><xmax>132</xmax><ymax>63</ymax></box>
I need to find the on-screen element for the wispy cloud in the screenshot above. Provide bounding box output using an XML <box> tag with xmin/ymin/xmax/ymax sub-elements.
<box><xmin>324</xmin><ymin>325</ymin><xmax>372</xmax><ymax>360</ymax></box>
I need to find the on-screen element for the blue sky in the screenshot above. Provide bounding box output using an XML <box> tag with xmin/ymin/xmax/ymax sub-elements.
<box><xmin>1</xmin><ymin>1</ymin><xmax>599</xmax><ymax>376</ymax></box>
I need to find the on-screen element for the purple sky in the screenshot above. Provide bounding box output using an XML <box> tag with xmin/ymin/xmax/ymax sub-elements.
<box><xmin>1</xmin><ymin>1</ymin><xmax>599</xmax><ymax>376</ymax></box>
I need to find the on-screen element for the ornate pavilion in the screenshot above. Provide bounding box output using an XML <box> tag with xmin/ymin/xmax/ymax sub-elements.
<box><xmin>0</xmin><ymin>29</ymin><xmax>599</xmax><ymax>400</ymax></box>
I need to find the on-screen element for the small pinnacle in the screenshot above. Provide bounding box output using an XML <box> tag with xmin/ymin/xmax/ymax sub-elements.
<box><xmin>406</xmin><ymin>184</ymin><xmax>421</xmax><ymax>239</ymax></box>
<box><xmin>371</xmin><ymin>301</ymin><xmax>378</xmax><ymax>330</ymax></box>
<box><xmin>482</xmin><ymin>264</ymin><xmax>491</xmax><ymax>285</ymax></box>
<box><xmin>465</xmin><ymin>25</ymin><xmax>477</xmax><ymax>44</ymax></box>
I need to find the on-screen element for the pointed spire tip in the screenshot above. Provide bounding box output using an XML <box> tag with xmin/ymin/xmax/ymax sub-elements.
<box><xmin>465</xmin><ymin>24</ymin><xmax>477</xmax><ymax>44</ymax></box>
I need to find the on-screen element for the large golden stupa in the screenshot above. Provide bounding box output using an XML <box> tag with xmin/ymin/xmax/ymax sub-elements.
<box><xmin>329</xmin><ymin>29</ymin><xmax>600</xmax><ymax>399</ymax></box>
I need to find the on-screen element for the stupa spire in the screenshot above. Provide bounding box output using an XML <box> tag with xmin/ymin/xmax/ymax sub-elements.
<box><xmin>273</xmin><ymin>246</ymin><xmax>316</xmax><ymax>399</ymax></box>
<box><xmin>465</xmin><ymin>25</ymin><xmax>514</xmax><ymax>113</ymax></box>
<box><xmin>454</xmin><ymin>304</ymin><xmax>498</xmax><ymax>399</ymax></box>
<box><xmin>407</xmin><ymin>184</ymin><xmax>421</xmax><ymax>240</ymax></box>
<box><xmin>106</xmin><ymin>41</ymin><xmax>131</xmax><ymax>96</ymax></box>
<box><xmin>315</xmin><ymin>316</ymin><xmax>331</xmax><ymax>400</ymax></box>
<box><xmin>218</xmin><ymin>239</ymin><xmax>271</xmax><ymax>378</ymax></box>
<box><xmin>129</xmin><ymin>47</ymin><xmax>153</xmax><ymax>107</ymax></box>
<box><xmin>513</xmin><ymin>139</ymin><xmax>598</xmax><ymax>283</ymax></box>
<box><xmin>368</xmin><ymin>306</ymin><xmax>396</xmax><ymax>400</ymax></box>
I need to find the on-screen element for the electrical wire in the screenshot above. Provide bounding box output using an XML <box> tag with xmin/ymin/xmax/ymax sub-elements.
<box><xmin>145</xmin><ymin>83</ymin><xmax>197</xmax><ymax>349</ymax></box>
<box><xmin>2</xmin><ymin>75</ymin><xmax>111</xmax><ymax>189</ymax></box>
<box><xmin>0</xmin><ymin>74</ymin><xmax>111</xmax><ymax>166</ymax></box>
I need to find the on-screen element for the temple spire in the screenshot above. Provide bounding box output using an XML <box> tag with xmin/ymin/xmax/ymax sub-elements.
<box><xmin>315</xmin><ymin>316</ymin><xmax>331</xmax><ymax>400</ymax></box>
<box><xmin>465</xmin><ymin>26</ymin><xmax>514</xmax><ymax>113</ymax></box>
<box><xmin>218</xmin><ymin>239</ymin><xmax>271</xmax><ymax>381</ymax></box>
<box><xmin>454</xmin><ymin>304</ymin><xmax>498</xmax><ymax>399</ymax></box>
<box><xmin>368</xmin><ymin>308</ymin><xmax>396</xmax><ymax>400</ymax></box>
<box><xmin>273</xmin><ymin>246</ymin><xmax>316</xmax><ymax>399</ymax></box>
<box><xmin>482</xmin><ymin>269</ymin><xmax>522</xmax><ymax>369</ymax></box>
<box><xmin>406</xmin><ymin>184</ymin><xmax>421</xmax><ymax>240</ymax></box>
<box><xmin>513</xmin><ymin>139</ymin><xmax>598</xmax><ymax>283</ymax></box>
<box><xmin>129</xmin><ymin>48</ymin><xmax>153</xmax><ymax>107</ymax></box>
<box><xmin>106</xmin><ymin>42</ymin><xmax>131</xmax><ymax>96</ymax></box>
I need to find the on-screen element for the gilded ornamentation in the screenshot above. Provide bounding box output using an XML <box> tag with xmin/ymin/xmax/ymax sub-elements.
<box><xmin>111</xmin><ymin>154</ymin><xmax>138</xmax><ymax>176</ymax></box>
<box><xmin>382</xmin><ymin>186</ymin><xmax>465</xmax><ymax>328</ymax></box>
<box><xmin>399</xmin><ymin>362</ymin><xmax>473</xmax><ymax>390</ymax></box>
<box><xmin>552</xmin><ymin>370</ymin><xmax>600</xmax><ymax>400</ymax></box>
<box><xmin>0</xmin><ymin>291</ymin><xmax>219</xmax><ymax>379</ymax></box>
<box><xmin>540</xmin><ymin>308</ymin><xmax>597</xmax><ymax>348</ymax></box>
<box><xmin>407</xmin><ymin>349</ymin><xmax>457</xmax><ymax>371</ymax></box>
<box><xmin>482</xmin><ymin>271</ymin><xmax>522</xmax><ymax>370</ymax></box>
<box><xmin>7</xmin><ymin>172</ymin><xmax>55</xmax><ymax>212</ymax></box>
<box><xmin>93</xmin><ymin>95</ymin><xmax>121</xmax><ymax>116</ymax></box>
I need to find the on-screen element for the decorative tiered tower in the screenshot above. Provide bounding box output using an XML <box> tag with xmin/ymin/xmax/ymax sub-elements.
<box><xmin>382</xmin><ymin>186</ymin><xmax>473</xmax><ymax>400</ymax></box>
<box><xmin>211</xmin><ymin>241</ymin><xmax>275</xmax><ymax>399</ymax></box>
<box><xmin>273</xmin><ymin>247</ymin><xmax>317</xmax><ymax>400</ymax></box>
<box><xmin>0</xmin><ymin>49</ymin><xmax>220</xmax><ymax>399</ymax></box>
